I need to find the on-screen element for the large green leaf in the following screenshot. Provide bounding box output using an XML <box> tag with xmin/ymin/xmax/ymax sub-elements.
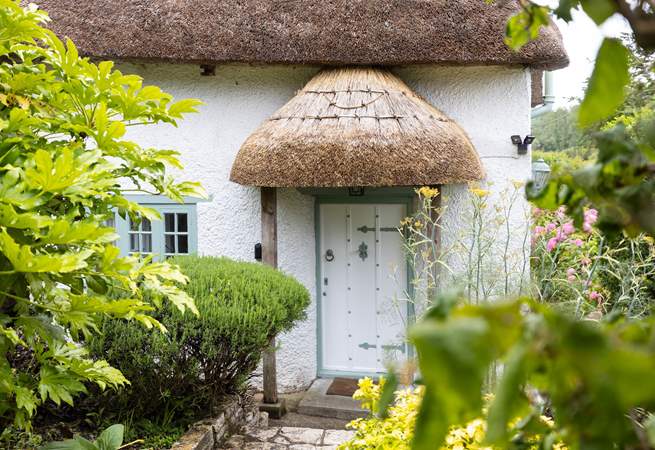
<box><xmin>580</xmin><ymin>0</ymin><xmax>617</xmax><ymax>24</ymax></box>
<box><xmin>579</xmin><ymin>38</ymin><xmax>631</xmax><ymax>128</ymax></box>
<box><xmin>95</xmin><ymin>424</ymin><xmax>124</xmax><ymax>450</ymax></box>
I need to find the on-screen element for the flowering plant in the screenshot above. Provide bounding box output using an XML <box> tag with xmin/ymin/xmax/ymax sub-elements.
<box><xmin>531</xmin><ymin>205</ymin><xmax>655</xmax><ymax>318</ymax></box>
<box><xmin>339</xmin><ymin>377</ymin><xmax>568</xmax><ymax>450</ymax></box>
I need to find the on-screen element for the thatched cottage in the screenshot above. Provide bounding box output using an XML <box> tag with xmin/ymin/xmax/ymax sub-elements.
<box><xmin>36</xmin><ymin>0</ymin><xmax>567</xmax><ymax>401</ymax></box>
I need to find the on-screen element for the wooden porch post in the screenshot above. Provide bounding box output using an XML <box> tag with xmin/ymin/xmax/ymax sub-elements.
<box><xmin>429</xmin><ymin>185</ymin><xmax>443</xmax><ymax>293</ymax></box>
<box><xmin>259</xmin><ymin>187</ymin><xmax>286</xmax><ymax>418</ymax></box>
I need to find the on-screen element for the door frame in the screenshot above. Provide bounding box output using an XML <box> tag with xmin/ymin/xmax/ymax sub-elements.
<box><xmin>308</xmin><ymin>187</ymin><xmax>416</xmax><ymax>379</ymax></box>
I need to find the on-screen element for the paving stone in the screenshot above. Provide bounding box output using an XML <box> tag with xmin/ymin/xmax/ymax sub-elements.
<box><xmin>248</xmin><ymin>427</ymin><xmax>281</xmax><ymax>441</ymax></box>
<box><xmin>244</xmin><ymin>443</ymin><xmax>288</xmax><ymax>450</ymax></box>
<box><xmin>322</xmin><ymin>429</ymin><xmax>355</xmax><ymax>445</ymax></box>
<box><xmin>222</xmin><ymin>434</ymin><xmax>245</xmax><ymax>448</ymax></box>
<box><xmin>279</xmin><ymin>427</ymin><xmax>324</xmax><ymax>445</ymax></box>
<box><xmin>272</xmin><ymin>434</ymin><xmax>291</xmax><ymax>444</ymax></box>
<box><xmin>219</xmin><ymin>425</ymin><xmax>353</xmax><ymax>449</ymax></box>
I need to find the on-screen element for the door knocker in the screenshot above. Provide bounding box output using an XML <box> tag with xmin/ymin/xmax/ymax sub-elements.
<box><xmin>325</xmin><ymin>249</ymin><xmax>335</xmax><ymax>262</ymax></box>
<box><xmin>358</xmin><ymin>242</ymin><xmax>368</xmax><ymax>261</ymax></box>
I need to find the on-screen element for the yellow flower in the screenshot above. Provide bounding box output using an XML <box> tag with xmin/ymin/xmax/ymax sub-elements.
<box><xmin>470</xmin><ymin>188</ymin><xmax>490</xmax><ymax>198</ymax></box>
<box><xmin>417</xmin><ymin>186</ymin><xmax>440</xmax><ymax>199</ymax></box>
<box><xmin>511</xmin><ymin>179</ymin><xmax>525</xmax><ymax>189</ymax></box>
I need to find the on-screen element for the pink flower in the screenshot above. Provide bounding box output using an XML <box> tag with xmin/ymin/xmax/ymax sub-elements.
<box><xmin>556</xmin><ymin>206</ymin><xmax>566</xmax><ymax>219</ymax></box>
<box><xmin>589</xmin><ymin>291</ymin><xmax>602</xmax><ymax>302</ymax></box>
<box><xmin>562</xmin><ymin>222</ymin><xmax>575</xmax><ymax>235</ymax></box>
<box><xmin>546</xmin><ymin>223</ymin><xmax>557</xmax><ymax>233</ymax></box>
<box><xmin>547</xmin><ymin>237</ymin><xmax>558</xmax><ymax>252</ymax></box>
<box><xmin>534</xmin><ymin>225</ymin><xmax>546</xmax><ymax>235</ymax></box>
<box><xmin>584</xmin><ymin>209</ymin><xmax>598</xmax><ymax>225</ymax></box>
<box><xmin>574</xmin><ymin>239</ymin><xmax>583</xmax><ymax>247</ymax></box>
<box><xmin>555</xmin><ymin>228</ymin><xmax>565</xmax><ymax>241</ymax></box>
<box><xmin>583</xmin><ymin>222</ymin><xmax>593</xmax><ymax>233</ymax></box>
<box><xmin>567</xmin><ymin>268</ymin><xmax>576</xmax><ymax>282</ymax></box>
<box><xmin>581</xmin><ymin>257</ymin><xmax>592</xmax><ymax>266</ymax></box>
<box><xmin>533</xmin><ymin>207</ymin><xmax>543</xmax><ymax>217</ymax></box>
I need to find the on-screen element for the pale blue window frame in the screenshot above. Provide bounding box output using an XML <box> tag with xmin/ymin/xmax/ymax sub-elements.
<box><xmin>113</xmin><ymin>195</ymin><xmax>199</xmax><ymax>260</ymax></box>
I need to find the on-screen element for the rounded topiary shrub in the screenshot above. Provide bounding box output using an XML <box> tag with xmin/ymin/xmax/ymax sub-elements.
<box><xmin>86</xmin><ymin>256</ymin><xmax>310</xmax><ymax>422</ymax></box>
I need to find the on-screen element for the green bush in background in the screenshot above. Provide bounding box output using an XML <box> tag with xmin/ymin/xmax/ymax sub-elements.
<box><xmin>86</xmin><ymin>256</ymin><xmax>310</xmax><ymax>428</ymax></box>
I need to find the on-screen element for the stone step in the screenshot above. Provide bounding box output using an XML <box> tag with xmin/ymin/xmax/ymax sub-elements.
<box><xmin>297</xmin><ymin>379</ymin><xmax>367</xmax><ymax>421</ymax></box>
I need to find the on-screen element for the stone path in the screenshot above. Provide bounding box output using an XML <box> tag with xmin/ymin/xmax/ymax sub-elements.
<box><xmin>221</xmin><ymin>426</ymin><xmax>355</xmax><ymax>449</ymax></box>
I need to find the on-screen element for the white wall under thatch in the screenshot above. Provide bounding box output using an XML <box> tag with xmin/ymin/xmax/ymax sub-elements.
<box><xmin>119</xmin><ymin>63</ymin><xmax>531</xmax><ymax>393</ymax></box>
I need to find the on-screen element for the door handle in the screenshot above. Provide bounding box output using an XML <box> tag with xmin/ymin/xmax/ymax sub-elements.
<box><xmin>325</xmin><ymin>249</ymin><xmax>334</xmax><ymax>262</ymax></box>
<box><xmin>358</xmin><ymin>342</ymin><xmax>377</xmax><ymax>350</ymax></box>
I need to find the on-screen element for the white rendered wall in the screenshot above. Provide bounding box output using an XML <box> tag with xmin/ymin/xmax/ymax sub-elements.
<box><xmin>396</xmin><ymin>66</ymin><xmax>533</xmax><ymax>297</ymax></box>
<box><xmin>117</xmin><ymin>63</ymin><xmax>531</xmax><ymax>392</ymax></box>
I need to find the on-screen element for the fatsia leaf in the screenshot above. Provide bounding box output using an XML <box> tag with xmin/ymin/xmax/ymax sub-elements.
<box><xmin>38</xmin><ymin>365</ymin><xmax>86</xmax><ymax>406</ymax></box>
<box><xmin>0</xmin><ymin>229</ymin><xmax>92</xmax><ymax>273</ymax></box>
<box><xmin>168</xmin><ymin>98</ymin><xmax>203</xmax><ymax>118</ymax></box>
<box><xmin>40</xmin><ymin>220</ymin><xmax>118</xmax><ymax>245</ymax></box>
<box><xmin>1</xmin><ymin>325</ymin><xmax>25</xmax><ymax>346</ymax></box>
<box><xmin>0</xmin><ymin>203</ymin><xmax>53</xmax><ymax>230</ymax></box>
<box><xmin>579</xmin><ymin>38</ymin><xmax>630</xmax><ymax>128</ymax></box>
<box><xmin>15</xmin><ymin>386</ymin><xmax>39</xmax><ymax>417</ymax></box>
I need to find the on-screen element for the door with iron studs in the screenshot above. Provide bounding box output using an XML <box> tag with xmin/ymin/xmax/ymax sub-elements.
<box><xmin>319</xmin><ymin>203</ymin><xmax>408</xmax><ymax>374</ymax></box>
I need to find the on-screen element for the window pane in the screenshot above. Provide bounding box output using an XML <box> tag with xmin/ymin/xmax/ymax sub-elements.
<box><xmin>177</xmin><ymin>213</ymin><xmax>188</xmax><ymax>232</ymax></box>
<box><xmin>104</xmin><ymin>216</ymin><xmax>116</xmax><ymax>228</ymax></box>
<box><xmin>130</xmin><ymin>234</ymin><xmax>139</xmax><ymax>252</ymax></box>
<box><xmin>165</xmin><ymin>234</ymin><xmax>176</xmax><ymax>254</ymax></box>
<box><xmin>165</xmin><ymin>213</ymin><xmax>175</xmax><ymax>233</ymax></box>
<box><xmin>142</xmin><ymin>218</ymin><xmax>152</xmax><ymax>232</ymax></box>
<box><xmin>129</xmin><ymin>217</ymin><xmax>139</xmax><ymax>231</ymax></box>
<box><xmin>141</xmin><ymin>233</ymin><xmax>152</xmax><ymax>252</ymax></box>
<box><xmin>177</xmin><ymin>234</ymin><xmax>188</xmax><ymax>253</ymax></box>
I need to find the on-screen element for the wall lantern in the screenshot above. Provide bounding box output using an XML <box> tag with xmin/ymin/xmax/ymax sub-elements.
<box><xmin>511</xmin><ymin>135</ymin><xmax>535</xmax><ymax>155</ymax></box>
<box><xmin>531</xmin><ymin>158</ymin><xmax>551</xmax><ymax>192</ymax></box>
<box><xmin>348</xmin><ymin>187</ymin><xmax>365</xmax><ymax>196</ymax></box>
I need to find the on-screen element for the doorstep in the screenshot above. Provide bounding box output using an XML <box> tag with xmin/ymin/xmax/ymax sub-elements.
<box><xmin>297</xmin><ymin>379</ymin><xmax>368</xmax><ymax>421</ymax></box>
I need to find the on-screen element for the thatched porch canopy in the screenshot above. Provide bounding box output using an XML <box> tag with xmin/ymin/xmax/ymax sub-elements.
<box><xmin>230</xmin><ymin>67</ymin><xmax>484</xmax><ymax>188</ymax></box>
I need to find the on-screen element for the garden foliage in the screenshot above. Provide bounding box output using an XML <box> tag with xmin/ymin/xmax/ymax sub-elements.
<box><xmin>532</xmin><ymin>205</ymin><xmax>655</xmax><ymax>318</ymax></box>
<box><xmin>410</xmin><ymin>294</ymin><xmax>655</xmax><ymax>450</ymax></box>
<box><xmin>339</xmin><ymin>377</ymin><xmax>567</xmax><ymax>450</ymax></box>
<box><xmin>0</xmin><ymin>0</ymin><xmax>204</xmax><ymax>431</ymax></box>
<box><xmin>86</xmin><ymin>256</ymin><xmax>310</xmax><ymax>425</ymax></box>
<box><xmin>43</xmin><ymin>424</ymin><xmax>131</xmax><ymax>450</ymax></box>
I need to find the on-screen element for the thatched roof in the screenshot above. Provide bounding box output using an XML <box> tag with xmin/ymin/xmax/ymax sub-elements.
<box><xmin>230</xmin><ymin>67</ymin><xmax>484</xmax><ymax>187</ymax></box>
<box><xmin>34</xmin><ymin>0</ymin><xmax>567</xmax><ymax>70</ymax></box>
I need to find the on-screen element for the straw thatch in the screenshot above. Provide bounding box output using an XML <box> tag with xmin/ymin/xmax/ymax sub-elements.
<box><xmin>230</xmin><ymin>67</ymin><xmax>484</xmax><ymax>187</ymax></box>
<box><xmin>33</xmin><ymin>0</ymin><xmax>567</xmax><ymax>70</ymax></box>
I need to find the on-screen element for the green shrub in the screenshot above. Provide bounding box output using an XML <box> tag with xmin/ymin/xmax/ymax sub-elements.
<box><xmin>339</xmin><ymin>378</ymin><xmax>568</xmax><ymax>450</ymax></box>
<box><xmin>86</xmin><ymin>256</ymin><xmax>310</xmax><ymax>425</ymax></box>
<box><xmin>532</xmin><ymin>148</ymin><xmax>595</xmax><ymax>177</ymax></box>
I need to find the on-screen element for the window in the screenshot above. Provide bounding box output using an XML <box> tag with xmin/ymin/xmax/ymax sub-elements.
<box><xmin>164</xmin><ymin>212</ymin><xmax>189</xmax><ymax>257</ymax></box>
<box><xmin>129</xmin><ymin>216</ymin><xmax>153</xmax><ymax>254</ymax></box>
<box><xmin>112</xmin><ymin>196</ymin><xmax>198</xmax><ymax>260</ymax></box>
